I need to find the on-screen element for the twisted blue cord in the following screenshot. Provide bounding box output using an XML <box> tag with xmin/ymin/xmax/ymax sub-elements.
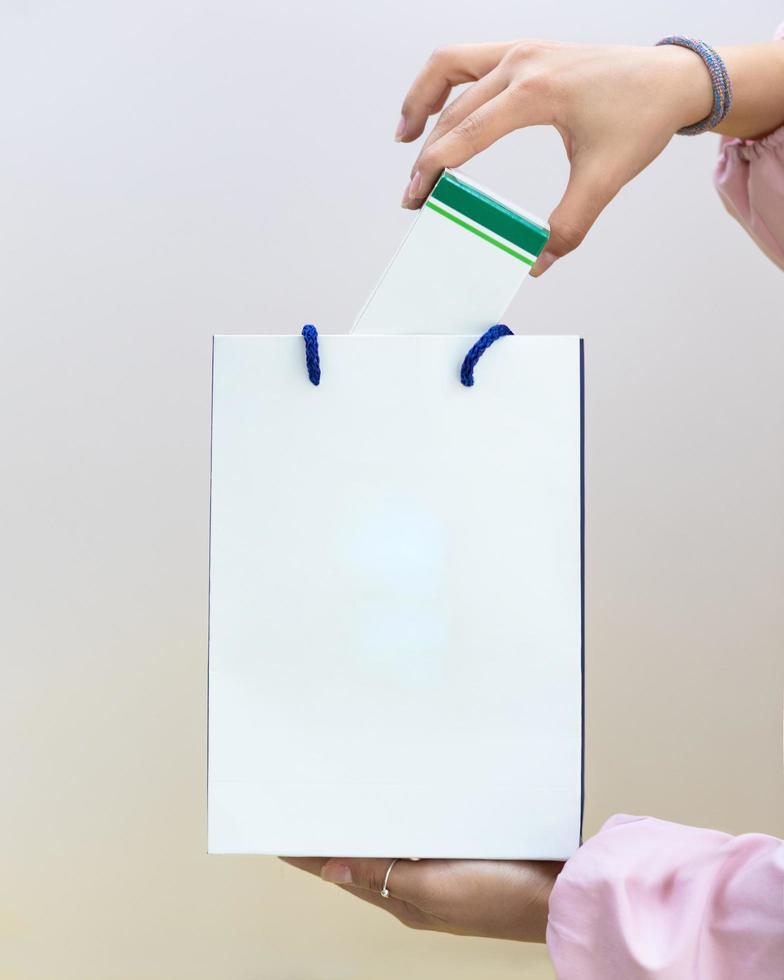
<box><xmin>460</xmin><ymin>324</ymin><xmax>513</xmax><ymax>387</ymax></box>
<box><xmin>301</xmin><ymin>324</ymin><xmax>320</xmax><ymax>385</ymax></box>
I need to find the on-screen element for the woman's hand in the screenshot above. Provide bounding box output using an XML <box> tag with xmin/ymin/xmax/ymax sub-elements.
<box><xmin>395</xmin><ymin>40</ymin><xmax>715</xmax><ymax>274</ymax></box>
<box><xmin>280</xmin><ymin>856</ymin><xmax>563</xmax><ymax>943</ymax></box>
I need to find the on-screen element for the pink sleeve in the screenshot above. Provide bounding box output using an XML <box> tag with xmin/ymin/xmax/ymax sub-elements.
<box><xmin>713</xmin><ymin>24</ymin><xmax>784</xmax><ymax>270</ymax></box>
<box><xmin>546</xmin><ymin>813</ymin><xmax>784</xmax><ymax>980</ymax></box>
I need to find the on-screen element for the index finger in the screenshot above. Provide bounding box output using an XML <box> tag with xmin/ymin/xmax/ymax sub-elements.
<box><xmin>406</xmin><ymin>88</ymin><xmax>540</xmax><ymax>205</ymax></box>
<box><xmin>278</xmin><ymin>856</ymin><xmax>325</xmax><ymax>876</ymax></box>
<box><xmin>399</xmin><ymin>42</ymin><xmax>513</xmax><ymax>142</ymax></box>
<box><xmin>280</xmin><ymin>856</ymin><xmax>430</xmax><ymax>928</ymax></box>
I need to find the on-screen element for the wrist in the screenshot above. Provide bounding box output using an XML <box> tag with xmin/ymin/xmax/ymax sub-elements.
<box><xmin>652</xmin><ymin>43</ymin><xmax>715</xmax><ymax>134</ymax></box>
<box><xmin>520</xmin><ymin>860</ymin><xmax>563</xmax><ymax>943</ymax></box>
<box><xmin>714</xmin><ymin>43</ymin><xmax>784</xmax><ymax>139</ymax></box>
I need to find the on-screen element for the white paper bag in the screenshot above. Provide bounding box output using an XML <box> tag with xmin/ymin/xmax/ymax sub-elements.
<box><xmin>208</xmin><ymin>332</ymin><xmax>584</xmax><ymax>859</ymax></box>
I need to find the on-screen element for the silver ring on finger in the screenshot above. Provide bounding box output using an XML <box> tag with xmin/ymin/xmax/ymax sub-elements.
<box><xmin>380</xmin><ymin>858</ymin><xmax>399</xmax><ymax>898</ymax></box>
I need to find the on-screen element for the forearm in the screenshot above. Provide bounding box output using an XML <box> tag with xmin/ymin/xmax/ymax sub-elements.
<box><xmin>715</xmin><ymin>42</ymin><xmax>784</xmax><ymax>140</ymax></box>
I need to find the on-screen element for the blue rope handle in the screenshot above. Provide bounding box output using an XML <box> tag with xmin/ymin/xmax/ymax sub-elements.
<box><xmin>301</xmin><ymin>323</ymin><xmax>513</xmax><ymax>387</ymax></box>
<box><xmin>460</xmin><ymin>324</ymin><xmax>513</xmax><ymax>387</ymax></box>
<box><xmin>301</xmin><ymin>324</ymin><xmax>320</xmax><ymax>385</ymax></box>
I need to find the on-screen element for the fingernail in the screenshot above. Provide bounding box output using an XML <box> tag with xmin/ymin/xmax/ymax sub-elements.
<box><xmin>401</xmin><ymin>171</ymin><xmax>423</xmax><ymax>208</ymax></box>
<box><xmin>394</xmin><ymin>116</ymin><xmax>407</xmax><ymax>142</ymax></box>
<box><xmin>321</xmin><ymin>862</ymin><xmax>352</xmax><ymax>884</ymax></box>
<box><xmin>531</xmin><ymin>251</ymin><xmax>556</xmax><ymax>277</ymax></box>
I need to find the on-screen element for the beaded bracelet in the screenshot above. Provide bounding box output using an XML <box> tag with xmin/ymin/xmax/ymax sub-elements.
<box><xmin>656</xmin><ymin>35</ymin><xmax>733</xmax><ymax>135</ymax></box>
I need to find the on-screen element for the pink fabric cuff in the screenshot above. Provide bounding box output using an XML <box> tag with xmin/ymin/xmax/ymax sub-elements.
<box><xmin>713</xmin><ymin>24</ymin><xmax>784</xmax><ymax>269</ymax></box>
<box><xmin>715</xmin><ymin>126</ymin><xmax>784</xmax><ymax>269</ymax></box>
<box><xmin>546</xmin><ymin>813</ymin><xmax>784</xmax><ymax>979</ymax></box>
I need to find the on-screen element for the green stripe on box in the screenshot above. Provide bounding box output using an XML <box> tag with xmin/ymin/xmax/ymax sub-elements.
<box><xmin>430</xmin><ymin>172</ymin><xmax>549</xmax><ymax>258</ymax></box>
<box><xmin>425</xmin><ymin>202</ymin><xmax>534</xmax><ymax>265</ymax></box>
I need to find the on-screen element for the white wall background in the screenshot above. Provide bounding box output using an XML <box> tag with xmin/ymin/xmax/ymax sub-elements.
<box><xmin>1</xmin><ymin>2</ymin><xmax>782</xmax><ymax>978</ymax></box>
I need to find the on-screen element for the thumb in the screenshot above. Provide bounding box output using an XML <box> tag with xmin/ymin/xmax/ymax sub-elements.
<box><xmin>532</xmin><ymin>155</ymin><xmax>618</xmax><ymax>277</ymax></box>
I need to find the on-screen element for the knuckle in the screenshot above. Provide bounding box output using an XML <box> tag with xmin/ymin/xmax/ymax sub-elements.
<box><xmin>504</xmin><ymin>39</ymin><xmax>538</xmax><ymax>65</ymax></box>
<box><xmin>550</xmin><ymin>219</ymin><xmax>587</xmax><ymax>255</ymax></box>
<box><xmin>507</xmin><ymin>75</ymin><xmax>530</xmax><ymax>102</ymax></box>
<box><xmin>363</xmin><ymin>866</ymin><xmax>384</xmax><ymax>894</ymax></box>
<box><xmin>417</xmin><ymin>147</ymin><xmax>442</xmax><ymax>173</ymax></box>
<box><xmin>507</xmin><ymin>66</ymin><xmax>554</xmax><ymax>103</ymax></box>
<box><xmin>523</xmin><ymin>69</ymin><xmax>554</xmax><ymax>97</ymax></box>
<box><xmin>428</xmin><ymin>45</ymin><xmax>453</xmax><ymax>67</ymax></box>
<box><xmin>452</xmin><ymin>112</ymin><xmax>482</xmax><ymax>150</ymax></box>
<box><xmin>437</xmin><ymin>100</ymin><xmax>460</xmax><ymax>128</ymax></box>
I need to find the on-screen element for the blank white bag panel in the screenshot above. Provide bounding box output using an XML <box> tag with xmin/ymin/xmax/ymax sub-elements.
<box><xmin>208</xmin><ymin>334</ymin><xmax>584</xmax><ymax>859</ymax></box>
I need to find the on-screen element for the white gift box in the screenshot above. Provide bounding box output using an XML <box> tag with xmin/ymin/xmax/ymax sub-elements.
<box><xmin>208</xmin><ymin>331</ymin><xmax>584</xmax><ymax>859</ymax></box>
<box><xmin>352</xmin><ymin>168</ymin><xmax>550</xmax><ymax>335</ymax></box>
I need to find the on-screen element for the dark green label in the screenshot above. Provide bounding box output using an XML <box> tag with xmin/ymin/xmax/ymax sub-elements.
<box><xmin>430</xmin><ymin>172</ymin><xmax>549</xmax><ymax>258</ymax></box>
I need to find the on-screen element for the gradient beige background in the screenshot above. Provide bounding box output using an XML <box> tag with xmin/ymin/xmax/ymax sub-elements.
<box><xmin>1</xmin><ymin>2</ymin><xmax>783</xmax><ymax>978</ymax></box>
